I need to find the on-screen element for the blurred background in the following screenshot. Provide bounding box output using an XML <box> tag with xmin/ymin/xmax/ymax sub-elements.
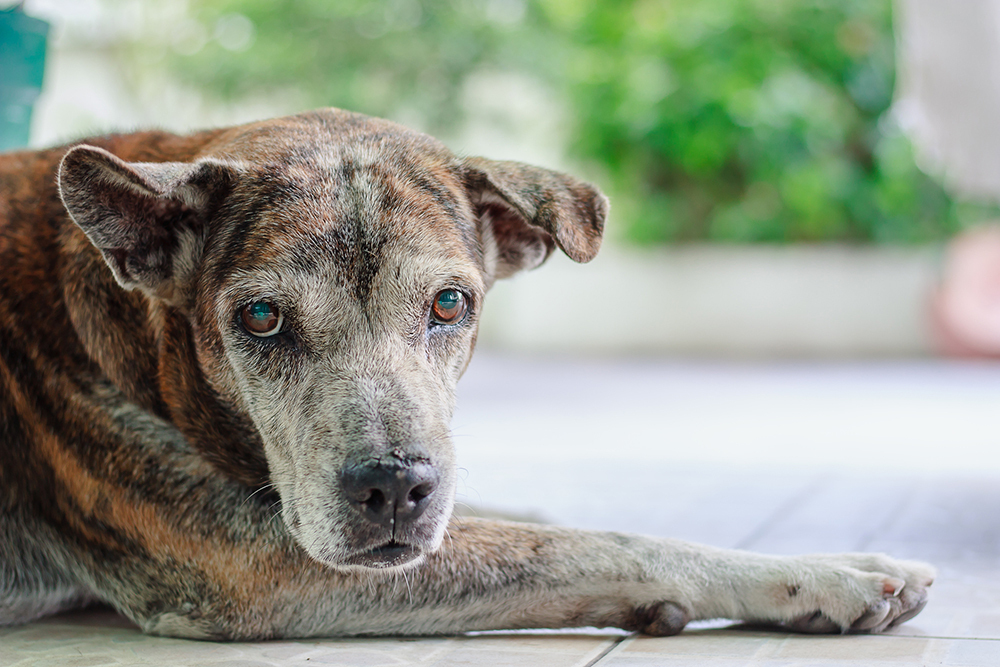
<box><xmin>2</xmin><ymin>0</ymin><xmax>999</xmax><ymax>478</ymax></box>
<box><xmin>4</xmin><ymin>0</ymin><xmax>1000</xmax><ymax>359</ymax></box>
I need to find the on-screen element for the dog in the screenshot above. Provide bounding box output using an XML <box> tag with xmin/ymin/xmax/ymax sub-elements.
<box><xmin>0</xmin><ymin>108</ymin><xmax>933</xmax><ymax>640</ymax></box>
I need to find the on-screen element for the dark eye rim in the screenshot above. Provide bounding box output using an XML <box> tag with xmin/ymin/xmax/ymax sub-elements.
<box><xmin>429</xmin><ymin>288</ymin><xmax>471</xmax><ymax>327</ymax></box>
<box><xmin>238</xmin><ymin>301</ymin><xmax>286</xmax><ymax>339</ymax></box>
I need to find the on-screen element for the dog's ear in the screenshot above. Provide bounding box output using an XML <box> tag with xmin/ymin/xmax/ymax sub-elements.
<box><xmin>58</xmin><ymin>144</ymin><xmax>235</xmax><ymax>302</ymax></box>
<box><xmin>462</xmin><ymin>157</ymin><xmax>608</xmax><ymax>280</ymax></box>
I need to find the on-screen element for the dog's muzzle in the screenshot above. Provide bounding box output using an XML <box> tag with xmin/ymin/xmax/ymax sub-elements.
<box><xmin>338</xmin><ymin>454</ymin><xmax>440</xmax><ymax>568</ymax></box>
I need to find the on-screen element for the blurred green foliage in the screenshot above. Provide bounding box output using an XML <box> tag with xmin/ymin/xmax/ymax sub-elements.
<box><xmin>174</xmin><ymin>0</ymin><xmax>996</xmax><ymax>244</ymax></box>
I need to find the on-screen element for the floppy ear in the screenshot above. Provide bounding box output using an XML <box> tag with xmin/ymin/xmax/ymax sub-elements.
<box><xmin>58</xmin><ymin>145</ymin><xmax>235</xmax><ymax>301</ymax></box>
<box><xmin>462</xmin><ymin>157</ymin><xmax>608</xmax><ymax>280</ymax></box>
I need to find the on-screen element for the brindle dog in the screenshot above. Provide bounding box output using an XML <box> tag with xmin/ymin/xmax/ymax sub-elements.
<box><xmin>0</xmin><ymin>109</ymin><xmax>932</xmax><ymax>639</ymax></box>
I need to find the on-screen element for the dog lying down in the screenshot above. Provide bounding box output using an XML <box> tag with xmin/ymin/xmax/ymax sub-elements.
<box><xmin>0</xmin><ymin>108</ymin><xmax>932</xmax><ymax>639</ymax></box>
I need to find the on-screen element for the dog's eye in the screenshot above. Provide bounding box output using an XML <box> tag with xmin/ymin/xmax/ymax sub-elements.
<box><xmin>431</xmin><ymin>289</ymin><xmax>467</xmax><ymax>325</ymax></box>
<box><xmin>241</xmin><ymin>302</ymin><xmax>283</xmax><ymax>337</ymax></box>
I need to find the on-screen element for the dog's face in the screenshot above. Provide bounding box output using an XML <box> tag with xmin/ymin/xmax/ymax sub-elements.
<box><xmin>57</xmin><ymin>109</ymin><xmax>606</xmax><ymax>571</ymax></box>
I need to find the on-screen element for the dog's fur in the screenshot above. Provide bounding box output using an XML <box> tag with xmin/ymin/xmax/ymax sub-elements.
<box><xmin>0</xmin><ymin>109</ymin><xmax>933</xmax><ymax>639</ymax></box>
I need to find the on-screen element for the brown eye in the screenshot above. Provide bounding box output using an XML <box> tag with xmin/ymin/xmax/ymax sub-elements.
<box><xmin>241</xmin><ymin>301</ymin><xmax>283</xmax><ymax>337</ymax></box>
<box><xmin>431</xmin><ymin>289</ymin><xmax>467</xmax><ymax>325</ymax></box>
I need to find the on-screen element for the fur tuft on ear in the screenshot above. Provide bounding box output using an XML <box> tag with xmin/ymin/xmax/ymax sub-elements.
<box><xmin>58</xmin><ymin>145</ymin><xmax>235</xmax><ymax>302</ymax></box>
<box><xmin>462</xmin><ymin>157</ymin><xmax>608</xmax><ymax>280</ymax></box>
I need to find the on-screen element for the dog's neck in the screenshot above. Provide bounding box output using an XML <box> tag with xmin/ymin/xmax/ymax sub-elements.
<box><xmin>80</xmin><ymin>131</ymin><xmax>272</xmax><ymax>486</ymax></box>
<box><xmin>60</xmin><ymin>225</ymin><xmax>271</xmax><ymax>488</ymax></box>
<box><xmin>5</xmin><ymin>132</ymin><xmax>273</xmax><ymax>490</ymax></box>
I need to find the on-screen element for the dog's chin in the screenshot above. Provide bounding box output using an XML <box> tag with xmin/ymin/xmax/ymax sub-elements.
<box><xmin>333</xmin><ymin>541</ymin><xmax>426</xmax><ymax>571</ymax></box>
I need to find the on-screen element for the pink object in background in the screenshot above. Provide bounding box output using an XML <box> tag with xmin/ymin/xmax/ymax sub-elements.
<box><xmin>932</xmin><ymin>225</ymin><xmax>1000</xmax><ymax>358</ymax></box>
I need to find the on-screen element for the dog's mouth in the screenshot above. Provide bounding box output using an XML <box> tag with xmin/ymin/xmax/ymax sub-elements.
<box><xmin>341</xmin><ymin>540</ymin><xmax>423</xmax><ymax>569</ymax></box>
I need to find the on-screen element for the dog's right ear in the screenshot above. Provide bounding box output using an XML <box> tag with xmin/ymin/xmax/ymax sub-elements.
<box><xmin>58</xmin><ymin>144</ymin><xmax>235</xmax><ymax>302</ymax></box>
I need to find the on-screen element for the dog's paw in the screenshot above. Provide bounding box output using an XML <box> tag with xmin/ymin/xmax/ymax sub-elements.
<box><xmin>779</xmin><ymin>553</ymin><xmax>934</xmax><ymax>634</ymax></box>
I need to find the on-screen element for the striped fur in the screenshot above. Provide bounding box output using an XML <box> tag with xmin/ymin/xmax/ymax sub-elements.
<box><xmin>0</xmin><ymin>109</ymin><xmax>932</xmax><ymax>639</ymax></box>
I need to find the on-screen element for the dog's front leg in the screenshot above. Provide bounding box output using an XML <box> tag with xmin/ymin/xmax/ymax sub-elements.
<box><xmin>327</xmin><ymin>518</ymin><xmax>934</xmax><ymax>637</ymax></box>
<box><xmin>133</xmin><ymin>517</ymin><xmax>933</xmax><ymax>639</ymax></box>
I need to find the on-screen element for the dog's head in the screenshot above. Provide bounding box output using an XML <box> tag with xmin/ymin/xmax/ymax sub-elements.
<box><xmin>57</xmin><ymin>109</ymin><xmax>606</xmax><ymax>570</ymax></box>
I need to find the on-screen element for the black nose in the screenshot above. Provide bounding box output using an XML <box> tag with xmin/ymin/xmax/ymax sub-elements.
<box><xmin>340</xmin><ymin>458</ymin><xmax>439</xmax><ymax>527</ymax></box>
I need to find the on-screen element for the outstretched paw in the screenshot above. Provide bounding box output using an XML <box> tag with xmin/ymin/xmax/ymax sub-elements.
<box><xmin>782</xmin><ymin>554</ymin><xmax>934</xmax><ymax>634</ymax></box>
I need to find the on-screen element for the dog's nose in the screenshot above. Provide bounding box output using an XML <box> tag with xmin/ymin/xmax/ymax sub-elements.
<box><xmin>340</xmin><ymin>458</ymin><xmax>439</xmax><ymax>527</ymax></box>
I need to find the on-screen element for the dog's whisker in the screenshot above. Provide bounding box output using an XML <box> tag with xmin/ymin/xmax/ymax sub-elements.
<box><xmin>239</xmin><ymin>482</ymin><xmax>277</xmax><ymax>510</ymax></box>
<box><xmin>452</xmin><ymin>501</ymin><xmax>477</xmax><ymax>517</ymax></box>
<box><xmin>401</xmin><ymin>569</ymin><xmax>413</xmax><ymax>606</ymax></box>
<box><xmin>264</xmin><ymin>499</ymin><xmax>285</xmax><ymax>533</ymax></box>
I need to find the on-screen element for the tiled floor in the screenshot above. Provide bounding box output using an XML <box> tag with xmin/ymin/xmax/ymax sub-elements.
<box><xmin>2</xmin><ymin>355</ymin><xmax>999</xmax><ymax>666</ymax></box>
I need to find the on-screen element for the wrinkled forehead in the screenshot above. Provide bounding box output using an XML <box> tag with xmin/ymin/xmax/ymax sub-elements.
<box><xmin>203</xmin><ymin>143</ymin><xmax>485</xmax><ymax>302</ymax></box>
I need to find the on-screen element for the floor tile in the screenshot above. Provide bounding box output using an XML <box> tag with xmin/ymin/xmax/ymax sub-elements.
<box><xmin>865</xmin><ymin>480</ymin><xmax>1000</xmax><ymax>563</ymax></box>
<box><xmin>427</xmin><ymin>634</ymin><xmax>619</xmax><ymax>667</ymax></box>
<box><xmin>769</xmin><ymin>634</ymin><xmax>930</xmax><ymax>661</ymax></box>
<box><xmin>597</xmin><ymin>632</ymin><xmax>1000</xmax><ymax>666</ymax></box>
<box><xmin>733</xmin><ymin>474</ymin><xmax>920</xmax><ymax>554</ymax></box>
<box><xmin>453</xmin><ymin>356</ymin><xmax>1000</xmax><ymax>476</ymax></box>
<box><xmin>941</xmin><ymin>638</ymin><xmax>1000</xmax><ymax>667</ymax></box>
<box><xmin>610</xmin><ymin>629</ymin><xmax>773</xmax><ymax>658</ymax></box>
<box><xmin>455</xmin><ymin>458</ymin><xmax>819</xmax><ymax>547</ymax></box>
<box><xmin>0</xmin><ymin>612</ymin><xmax>618</xmax><ymax>667</ymax></box>
<box><xmin>891</xmin><ymin>569</ymin><xmax>1000</xmax><ymax>640</ymax></box>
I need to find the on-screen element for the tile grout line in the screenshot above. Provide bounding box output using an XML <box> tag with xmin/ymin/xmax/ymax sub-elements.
<box><xmin>419</xmin><ymin>635</ymin><xmax>459</xmax><ymax>665</ymax></box>
<box><xmin>746</xmin><ymin>635</ymin><xmax>790</xmax><ymax>665</ymax></box>
<box><xmin>583</xmin><ymin>633</ymin><xmax>634</xmax><ymax>667</ymax></box>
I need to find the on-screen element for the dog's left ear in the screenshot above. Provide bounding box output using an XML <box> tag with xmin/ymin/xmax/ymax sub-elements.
<box><xmin>58</xmin><ymin>144</ymin><xmax>236</xmax><ymax>302</ymax></box>
<box><xmin>462</xmin><ymin>157</ymin><xmax>608</xmax><ymax>280</ymax></box>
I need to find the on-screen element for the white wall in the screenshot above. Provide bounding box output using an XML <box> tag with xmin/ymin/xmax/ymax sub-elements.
<box><xmin>478</xmin><ymin>245</ymin><xmax>941</xmax><ymax>357</ymax></box>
